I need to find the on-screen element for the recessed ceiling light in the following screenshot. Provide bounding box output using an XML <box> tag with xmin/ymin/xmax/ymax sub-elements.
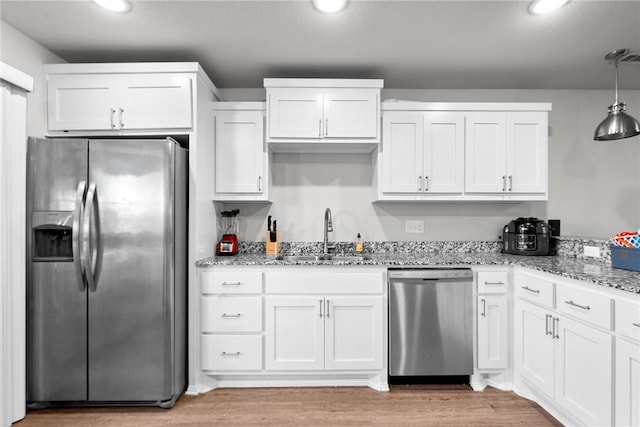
<box><xmin>529</xmin><ymin>0</ymin><xmax>570</xmax><ymax>15</ymax></box>
<box><xmin>92</xmin><ymin>0</ymin><xmax>131</xmax><ymax>13</ymax></box>
<box><xmin>312</xmin><ymin>0</ymin><xmax>349</xmax><ymax>13</ymax></box>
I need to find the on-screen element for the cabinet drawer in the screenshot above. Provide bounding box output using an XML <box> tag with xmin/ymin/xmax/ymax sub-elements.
<box><xmin>615</xmin><ymin>299</ymin><xmax>640</xmax><ymax>342</ymax></box>
<box><xmin>201</xmin><ymin>271</ymin><xmax>262</xmax><ymax>294</ymax></box>
<box><xmin>515</xmin><ymin>273</ymin><xmax>554</xmax><ymax>308</ymax></box>
<box><xmin>477</xmin><ymin>271</ymin><xmax>508</xmax><ymax>294</ymax></box>
<box><xmin>201</xmin><ymin>296</ymin><xmax>262</xmax><ymax>333</ymax></box>
<box><xmin>556</xmin><ymin>284</ymin><xmax>612</xmax><ymax>330</ymax></box>
<box><xmin>265</xmin><ymin>270</ymin><xmax>384</xmax><ymax>294</ymax></box>
<box><xmin>201</xmin><ymin>335</ymin><xmax>262</xmax><ymax>371</ymax></box>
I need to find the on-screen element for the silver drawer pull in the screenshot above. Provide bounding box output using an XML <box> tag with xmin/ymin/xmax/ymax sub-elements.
<box><xmin>221</xmin><ymin>313</ymin><xmax>242</xmax><ymax>318</ymax></box>
<box><xmin>632</xmin><ymin>322</ymin><xmax>640</xmax><ymax>328</ymax></box>
<box><xmin>522</xmin><ymin>286</ymin><xmax>540</xmax><ymax>294</ymax></box>
<box><xmin>221</xmin><ymin>281</ymin><xmax>242</xmax><ymax>286</ymax></box>
<box><xmin>484</xmin><ymin>281</ymin><xmax>505</xmax><ymax>286</ymax></box>
<box><xmin>565</xmin><ymin>300</ymin><xmax>591</xmax><ymax>311</ymax></box>
<box><xmin>221</xmin><ymin>351</ymin><xmax>241</xmax><ymax>357</ymax></box>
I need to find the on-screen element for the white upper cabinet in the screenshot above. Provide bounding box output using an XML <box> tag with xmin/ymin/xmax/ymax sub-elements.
<box><xmin>47</xmin><ymin>72</ymin><xmax>193</xmax><ymax>132</ymax></box>
<box><xmin>264</xmin><ymin>79</ymin><xmax>383</xmax><ymax>153</ymax></box>
<box><xmin>466</xmin><ymin>111</ymin><xmax>548</xmax><ymax>197</ymax></box>
<box><xmin>377</xmin><ymin>102</ymin><xmax>550</xmax><ymax>202</ymax></box>
<box><xmin>380</xmin><ymin>111</ymin><xmax>464</xmax><ymax>197</ymax></box>
<box><xmin>211</xmin><ymin>103</ymin><xmax>268</xmax><ymax>202</ymax></box>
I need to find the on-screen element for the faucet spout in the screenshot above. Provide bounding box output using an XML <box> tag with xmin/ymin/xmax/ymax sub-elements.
<box><xmin>323</xmin><ymin>208</ymin><xmax>334</xmax><ymax>255</ymax></box>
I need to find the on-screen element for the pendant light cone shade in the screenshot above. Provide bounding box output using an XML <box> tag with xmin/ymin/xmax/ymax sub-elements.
<box><xmin>593</xmin><ymin>103</ymin><xmax>640</xmax><ymax>141</ymax></box>
<box><xmin>594</xmin><ymin>50</ymin><xmax>640</xmax><ymax>141</ymax></box>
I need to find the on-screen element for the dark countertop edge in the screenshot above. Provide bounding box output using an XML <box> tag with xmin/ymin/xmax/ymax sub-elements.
<box><xmin>195</xmin><ymin>254</ymin><xmax>640</xmax><ymax>295</ymax></box>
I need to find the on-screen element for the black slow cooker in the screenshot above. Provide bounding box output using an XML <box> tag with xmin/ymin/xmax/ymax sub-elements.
<box><xmin>502</xmin><ymin>217</ymin><xmax>550</xmax><ymax>256</ymax></box>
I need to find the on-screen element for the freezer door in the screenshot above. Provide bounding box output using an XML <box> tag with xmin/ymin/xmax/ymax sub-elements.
<box><xmin>26</xmin><ymin>138</ymin><xmax>89</xmax><ymax>402</ymax></box>
<box><xmin>87</xmin><ymin>139</ymin><xmax>176</xmax><ymax>402</ymax></box>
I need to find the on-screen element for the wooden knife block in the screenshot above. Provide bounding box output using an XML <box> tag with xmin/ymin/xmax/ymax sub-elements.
<box><xmin>266</xmin><ymin>231</ymin><xmax>279</xmax><ymax>256</ymax></box>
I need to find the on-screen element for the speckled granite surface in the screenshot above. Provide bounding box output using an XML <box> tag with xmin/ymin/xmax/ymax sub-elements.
<box><xmin>197</xmin><ymin>239</ymin><xmax>640</xmax><ymax>294</ymax></box>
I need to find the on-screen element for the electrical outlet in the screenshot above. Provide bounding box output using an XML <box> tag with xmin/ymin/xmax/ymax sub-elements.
<box><xmin>405</xmin><ymin>220</ymin><xmax>424</xmax><ymax>234</ymax></box>
<box><xmin>583</xmin><ymin>246</ymin><xmax>601</xmax><ymax>258</ymax></box>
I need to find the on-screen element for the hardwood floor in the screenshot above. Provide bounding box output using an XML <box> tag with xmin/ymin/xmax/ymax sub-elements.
<box><xmin>18</xmin><ymin>386</ymin><xmax>562</xmax><ymax>426</ymax></box>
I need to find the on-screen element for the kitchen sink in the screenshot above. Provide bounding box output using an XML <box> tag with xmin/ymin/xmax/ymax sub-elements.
<box><xmin>277</xmin><ymin>254</ymin><xmax>370</xmax><ymax>262</ymax></box>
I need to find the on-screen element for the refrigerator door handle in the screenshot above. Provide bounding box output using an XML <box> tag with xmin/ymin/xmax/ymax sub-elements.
<box><xmin>83</xmin><ymin>182</ymin><xmax>102</xmax><ymax>292</ymax></box>
<box><xmin>73</xmin><ymin>180</ymin><xmax>88</xmax><ymax>291</ymax></box>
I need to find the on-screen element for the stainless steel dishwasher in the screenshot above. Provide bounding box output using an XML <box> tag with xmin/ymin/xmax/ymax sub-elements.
<box><xmin>389</xmin><ymin>268</ymin><xmax>473</xmax><ymax>379</ymax></box>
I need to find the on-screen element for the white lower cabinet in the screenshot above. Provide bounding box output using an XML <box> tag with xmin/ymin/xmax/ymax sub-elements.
<box><xmin>265</xmin><ymin>296</ymin><xmax>383</xmax><ymax>371</ymax></box>
<box><xmin>616</xmin><ymin>338</ymin><xmax>640</xmax><ymax>426</ymax></box>
<box><xmin>195</xmin><ymin>267</ymin><xmax>387</xmax><ymax>392</ymax></box>
<box><xmin>477</xmin><ymin>295</ymin><xmax>508</xmax><ymax>370</ymax></box>
<box><xmin>515</xmin><ymin>270</ymin><xmax>614</xmax><ymax>426</ymax></box>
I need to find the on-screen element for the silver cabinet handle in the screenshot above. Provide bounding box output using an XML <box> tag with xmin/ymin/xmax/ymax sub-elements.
<box><xmin>221</xmin><ymin>351</ymin><xmax>241</xmax><ymax>357</ymax></box>
<box><xmin>119</xmin><ymin>107</ymin><xmax>124</xmax><ymax>128</ymax></box>
<box><xmin>326</xmin><ymin>299</ymin><xmax>331</xmax><ymax>318</ymax></box>
<box><xmin>522</xmin><ymin>286</ymin><xmax>540</xmax><ymax>294</ymax></box>
<box><xmin>508</xmin><ymin>175</ymin><xmax>513</xmax><ymax>192</ymax></box>
<box><xmin>545</xmin><ymin>314</ymin><xmax>552</xmax><ymax>335</ymax></box>
<box><xmin>319</xmin><ymin>119</ymin><xmax>322</xmax><ymax>137</ymax></box>
<box><xmin>83</xmin><ymin>182</ymin><xmax>101</xmax><ymax>293</ymax></box>
<box><xmin>73</xmin><ymin>181</ymin><xmax>88</xmax><ymax>292</ymax></box>
<box><xmin>110</xmin><ymin>108</ymin><xmax>116</xmax><ymax>129</ymax></box>
<box><xmin>424</xmin><ymin>175</ymin><xmax>429</xmax><ymax>191</ymax></box>
<box><xmin>221</xmin><ymin>281</ymin><xmax>242</xmax><ymax>286</ymax></box>
<box><xmin>481</xmin><ymin>299</ymin><xmax>486</xmax><ymax>317</ymax></box>
<box><xmin>325</xmin><ymin>118</ymin><xmax>328</xmax><ymax>137</ymax></box>
<box><xmin>319</xmin><ymin>299</ymin><xmax>323</xmax><ymax>318</ymax></box>
<box><xmin>417</xmin><ymin>176</ymin><xmax>422</xmax><ymax>191</ymax></box>
<box><xmin>484</xmin><ymin>281</ymin><xmax>505</xmax><ymax>286</ymax></box>
<box><xmin>258</xmin><ymin>175</ymin><xmax>263</xmax><ymax>192</ymax></box>
<box><xmin>502</xmin><ymin>175</ymin><xmax>506</xmax><ymax>192</ymax></box>
<box><xmin>565</xmin><ymin>300</ymin><xmax>591</xmax><ymax>311</ymax></box>
<box><xmin>221</xmin><ymin>313</ymin><xmax>242</xmax><ymax>318</ymax></box>
<box><xmin>633</xmin><ymin>323</ymin><xmax>640</xmax><ymax>328</ymax></box>
<box><xmin>553</xmin><ymin>317</ymin><xmax>560</xmax><ymax>339</ymax></box>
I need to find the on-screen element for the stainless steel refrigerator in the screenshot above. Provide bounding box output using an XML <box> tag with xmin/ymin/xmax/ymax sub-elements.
<box><xmin>26</xmin><ymin>137</ymin><xmax>186</xmax><ymax>408</ymax></box>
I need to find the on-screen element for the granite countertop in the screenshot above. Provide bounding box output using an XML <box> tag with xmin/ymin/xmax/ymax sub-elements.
<box><xmin>196</xmin><ymin>252</ymin><xmax>640</xmax><ymax>295</ymax></box>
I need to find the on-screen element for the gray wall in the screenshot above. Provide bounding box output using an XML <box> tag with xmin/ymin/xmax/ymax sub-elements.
<box><xmin>1</xmin><ymin>21</ymin><xmax>65</xmax><ymax>137</ymax></box>
<box><xmin>220</xmin><ymin>87</ymin><xmax>640</xmax><ymax>242</ymax></box>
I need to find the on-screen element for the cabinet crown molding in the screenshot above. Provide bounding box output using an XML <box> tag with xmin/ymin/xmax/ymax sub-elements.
<box><xmin>382</xmin><ymin>101</ymin><xmax>552</xmax><ymax>112</ymax></box>
<box><xmin>264</xmin><ymin>78</ymin><xmax>384</xmax><ymax>89</ymax></box>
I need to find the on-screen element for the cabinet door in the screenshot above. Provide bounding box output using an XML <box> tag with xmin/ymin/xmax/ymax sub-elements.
<box><xmin>477</xmin><ymin>295</ymin><xmax>508</xmax><ymax>370</ymax></box>
<box><xmin>265</xmin><ymin>296</ymin><xmax>324</xmax><ymax>370</ymax></box>
<box><xmin>616</xmin><ymin>338</ymin><xmax>640</xmax><ymax>427</ymax></box>
<box><xmin>555</xmin><ymin>315</ymin><xmax>613</xmax><ymax>427</ymax></box>
<box><xmin>518</xmin><ymin>301</ymin><xmax>555</xmax><ymax>397</ymax></box>
<box><xmin>465</xmin><ymin>112</ymin><xmax>507</xmax><ymax>193</ymax></box>
<box><xmin>323</xmin><ymin>89</ymin><xmax>378</xmax><ymax>138</ymax></box>
<box><xmin>267</xmin><ymin>88</ymin><xmax>323</xmax><ymax>139</ymax></box>
<box><xmin>506</xmin><ymin>112</ymin><xmax>547</xmax><ymax>194</ymax></box>
<box><xmin>324</xmin><ymin>296</ymin><xmax>383</xmax><ymax>371</ymax></box>
<box><xmin>47</xmin><ymin>74</ymin><xmax>119</xmax><ymax>131</ymax></box>
<box><xmin>214</xmin><ymin>110</ymin><xmax>265</xmax><ymax>194</ymax></box>
<box><xmin>381</xmin><ymin>112</ymin><xmax>423</xmax><ymax>193</ymax></box>
<box><xmin>423</xmin><ymin>112</ymin><xmax>464</xmax><ymax>193</ymax></box>
<box><xmin>119</xmin><ymin>75</ymin><xmax>192</xmax><ymax>130</ymax></box>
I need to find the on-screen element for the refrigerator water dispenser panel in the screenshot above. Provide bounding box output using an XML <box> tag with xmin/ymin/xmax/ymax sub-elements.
<box><xmin>32</xmin><ymin>211</ymin><xmax>74</xmax><ymax>261</ymax></box>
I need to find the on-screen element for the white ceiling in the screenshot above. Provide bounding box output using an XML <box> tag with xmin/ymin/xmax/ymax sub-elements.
<box><xmin>1</xmin><ymin>0</ymin><xmax>640</xmax><ymax>90</ymax></box>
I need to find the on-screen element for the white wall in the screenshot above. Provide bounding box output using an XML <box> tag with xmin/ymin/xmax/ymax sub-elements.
<box><xmin>220</xmin><ymin>87</ymin><xmax>640</xmax><ymax>242</ymax></box>
<box><xmin>0</xmin><ymin>20</ymin><xmax>65</xmax><ymax>137</ymax></box>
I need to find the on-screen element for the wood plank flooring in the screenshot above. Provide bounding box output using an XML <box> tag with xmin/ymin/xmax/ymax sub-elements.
<box><xmin>17</xmin><ymin>386</ymin><xmax>562</xmax><ymax>426</ymax></box>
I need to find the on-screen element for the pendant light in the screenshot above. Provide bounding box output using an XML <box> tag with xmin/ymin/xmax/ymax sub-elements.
<box><xmin>593</xmin><ymin>49</ymin><xmax>640</xmax><ymax>141</ymax></box>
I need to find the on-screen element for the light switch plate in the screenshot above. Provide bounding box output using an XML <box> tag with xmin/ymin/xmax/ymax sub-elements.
<box><xmin>583</xmin><ymin>246</ymin><xmax>601</xmax><ymax>258</ymax></box>
<box><xmin>405</xmin><ymin>220</ymin><xmax>424</xmax><ymax>234</ymax></box>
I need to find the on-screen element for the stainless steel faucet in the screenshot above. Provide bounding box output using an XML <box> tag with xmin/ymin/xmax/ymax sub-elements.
<box><xmin>323</xmin><ymin>208</ymin><xmax>335</xmax><ymax>256</ymax></box>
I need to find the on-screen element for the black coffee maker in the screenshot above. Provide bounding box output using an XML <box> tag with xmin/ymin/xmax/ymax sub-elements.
<box><xmin>502</xmin><ymin>217</ymin><xmax>550</xmax><ymax>256</ymax></box>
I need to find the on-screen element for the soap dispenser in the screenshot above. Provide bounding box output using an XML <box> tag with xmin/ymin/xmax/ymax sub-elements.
<box><xmin>355</xmin><ymin>233</ymin><xmax>363</xmax><ymax>253</ymax></box>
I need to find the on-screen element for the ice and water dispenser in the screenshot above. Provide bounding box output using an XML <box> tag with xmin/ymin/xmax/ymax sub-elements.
<box><xmin>31</xmin><ymin>211</ymin><xmax>74</xmax><ymax>261</ymax></box>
